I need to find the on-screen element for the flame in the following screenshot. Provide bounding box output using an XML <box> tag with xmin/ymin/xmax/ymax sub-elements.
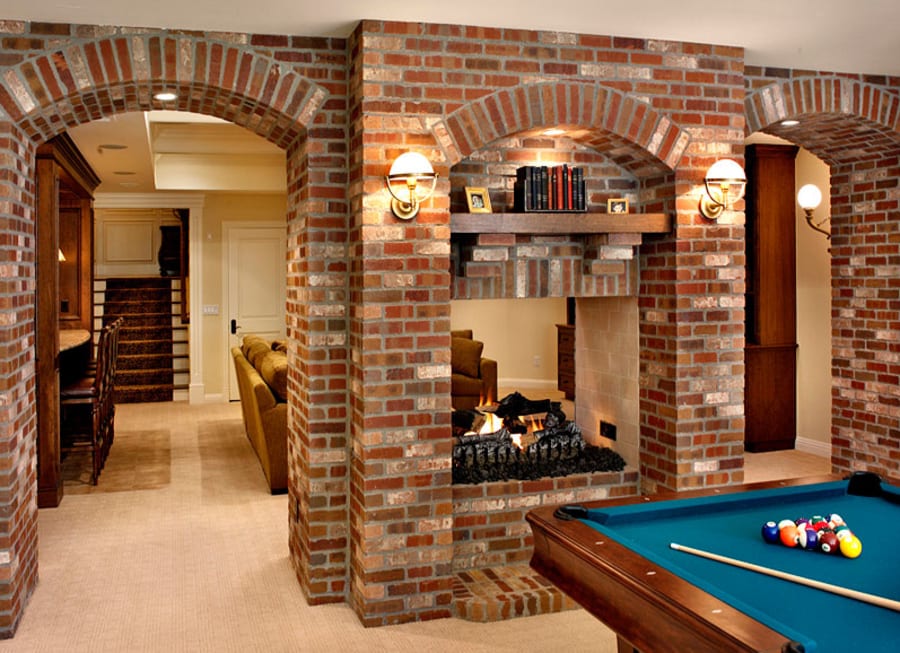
<box><xmin>479</xmin><ymin>412</ymin><xmax>503</xmax><ymax>435</ymax></box>
<box><xmin>510</xmin><ymin>432</ymin><xmax>522</xmax><ymax>448</ymax></box>
<box><xmin>527</xmin><ymin>415</ymin><xmax>543</xmax><ymax>432</ymax></box>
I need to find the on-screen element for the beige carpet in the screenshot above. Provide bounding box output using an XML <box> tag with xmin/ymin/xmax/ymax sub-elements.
<box><xmin>3</xmin><ymin>402</ymin><xmax>618</xmax><ymax>653</ymax></box>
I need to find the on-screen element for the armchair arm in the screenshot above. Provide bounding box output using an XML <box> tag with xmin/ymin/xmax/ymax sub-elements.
<box><xmin>479</xmin><ymin>357</ymin><xmax>498</xmax><ymax>404</ymax></box>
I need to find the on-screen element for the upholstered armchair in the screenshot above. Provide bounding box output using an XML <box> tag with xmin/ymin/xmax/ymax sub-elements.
<box><xmin>451</xmin><ymin>329</ymin><xmax>498</xmax><ymax>411</ymax></box>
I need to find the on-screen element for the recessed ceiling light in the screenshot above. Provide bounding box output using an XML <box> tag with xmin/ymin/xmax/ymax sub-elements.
<box><xmin>154</xmin><ymin>91</ymin><xmax>178</xmax><ymax>101</ymax></box>
<box><xmin>543</xmin><ymin>128</ymin><xmax>565</xmax><ymax>136</ymax></box>
<box><xmin>780</xmin><ymin>119</ymin><xmax>800</xmax><ymax>127</ymax></box>
<box><xmin>113</xmin><ymin>171</ymin><xmax>136</xmax><ymax>176</ymax></box>
<box><xmin>99</xmin><ymin>143</ymin><xmax>127</xmax><ymax>150</ymax></box>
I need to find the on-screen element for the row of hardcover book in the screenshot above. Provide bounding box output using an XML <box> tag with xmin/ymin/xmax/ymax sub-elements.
<box><xmin>514</xmin><ymin>165</ymin><xmax>587</xmax><ymax>212</ymax></box>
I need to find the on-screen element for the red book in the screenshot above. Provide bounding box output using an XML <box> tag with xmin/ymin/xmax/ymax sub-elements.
<box><xmin>555</xmin><ymin>166</ymin><xmax>564</xmax><ymax>210</ymax></box>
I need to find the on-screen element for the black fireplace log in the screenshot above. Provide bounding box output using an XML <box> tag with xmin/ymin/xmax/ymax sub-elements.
<box><xmin>452</xmin><ymin>418</ymin><xmax>625</xmax><ymax>484</ymax></box>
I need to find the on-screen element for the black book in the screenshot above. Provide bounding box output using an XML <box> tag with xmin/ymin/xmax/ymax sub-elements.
<box><xmin>540</xmin><ymin>166</ymin><xmax>549</xmax><ymax>210</ymax></box>
<box><xmin>574</xmin><ymin>167</ymin><xmax>584</xmax><ymax>210</ymax></box>
<box><xmin>515</xmin><ymin>167</ymin><xmax>531</xmax><ymax>211</ymax></box>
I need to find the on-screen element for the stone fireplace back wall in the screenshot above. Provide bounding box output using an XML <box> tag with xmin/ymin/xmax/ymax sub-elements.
<box><xmin>576</xmin><ymin>297</ymin><xmax>640</xmax><ymax>466</ymax></box>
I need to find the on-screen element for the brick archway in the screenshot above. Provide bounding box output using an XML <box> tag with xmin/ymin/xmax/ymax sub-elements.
<box><xmin>0</xmin><ymin>29</ymin><xmax>347</xmax><ymax>637</ymax></box>
<box><xmin>434</xmin><ymin>81</ymin><xmax>689</xmax><ymax>171</ymax></box>
<box><xmin>1</xmin><ymin>35</ymin><xmax>326</xmax><ymax>146</ymax></box>
<box><xmin>745</xmin><ymin>75</ymin><xmax>900</xmax><ymax>480</ymax></box>
<box><xmin>745</xmin><ymin>77</ymin><xmax>899</xmax><ymax>141</ymax></box>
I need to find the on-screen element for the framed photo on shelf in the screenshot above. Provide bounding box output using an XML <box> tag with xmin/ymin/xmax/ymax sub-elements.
<box><xmin>465</xmin><ymin>187</ymin><xmax>492</xmax><ymax>213</ymax></box>
<box><xmin>607</xmin><ymin>198</ymin><xmax>629</xmax><ymax>214</ymax></box>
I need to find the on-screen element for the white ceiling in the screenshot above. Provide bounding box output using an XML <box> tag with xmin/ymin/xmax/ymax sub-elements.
<box><xmin>12</xmin><ymin>1</ymin><xmax>899</xmax><ymax>193</ymax></box>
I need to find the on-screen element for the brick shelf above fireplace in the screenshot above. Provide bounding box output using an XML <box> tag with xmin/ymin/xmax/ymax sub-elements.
<box><xmin>450</xmin><ymin>212</ymin><xmax>672</xmax><ymax>235</ymax></box>
<box><xmin>450</xmin><ymin>212</ymin><xmax>670</xmax><ymax>299</ymax></box>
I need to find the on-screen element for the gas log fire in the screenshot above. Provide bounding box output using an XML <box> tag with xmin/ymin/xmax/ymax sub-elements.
<box><xmin>452</xmin><ymin>392</ymin><xmax>625</xmax><ymax>484</ymax></box>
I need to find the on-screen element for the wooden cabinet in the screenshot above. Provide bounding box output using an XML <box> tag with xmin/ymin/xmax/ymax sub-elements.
<box><xmin>36</xmin><ymin>134</ymin><xmax>99</xmax><ymax>508</ymax></box>
<box><xmin>556</xmin><ymin>324</ymin><xmax>575</xmax><ymax>400</ymax></box>
<box><xmin>744</xmin><ymin>144</ymin><xmax>799</xmax><ymax>452</ymax></box>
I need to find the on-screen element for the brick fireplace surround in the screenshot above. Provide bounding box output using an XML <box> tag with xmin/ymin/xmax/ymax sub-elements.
<box><xmin>0</xmin><ymin>18</ymin><xmax>898</xmax><ymax>635</ymax></box>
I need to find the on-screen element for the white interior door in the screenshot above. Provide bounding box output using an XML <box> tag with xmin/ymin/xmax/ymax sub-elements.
<box><xmin>225</xmin><ymin>224</ymin><xmax>287</xmax><ymax>400</ymax></box>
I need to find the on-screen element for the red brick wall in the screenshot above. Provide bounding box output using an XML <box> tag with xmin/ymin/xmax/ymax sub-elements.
<box><xmin>452</xmin><ymin>471</ymin><xmax>638</xmax><ymax>571</ymax></box>
<box><xmin>744</xmin><ymin>69</ymin><xmax>900</xmax><ymax>480</ymax></box>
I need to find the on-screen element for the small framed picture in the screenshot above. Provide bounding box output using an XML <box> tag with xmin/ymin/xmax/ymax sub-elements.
<box><xmin>608</xmin><ymin>198</ymin><xmax>629</xmax><ymax>214</ymax></box>
<box><xmin>465</xmin><ymin>187</ymin><xmax>492</xmax><ymax>213</ymax></box>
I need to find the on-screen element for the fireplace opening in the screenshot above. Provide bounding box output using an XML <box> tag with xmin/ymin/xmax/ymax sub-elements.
<box><xmin>451</xmin><ymin>392</ymin><xmax>626</xmax><ymax>484</ymax></box>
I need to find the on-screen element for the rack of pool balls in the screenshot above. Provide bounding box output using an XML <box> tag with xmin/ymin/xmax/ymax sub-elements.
<box><xmin>761</xmin><ymin>514</ymin><xmax>862</xmax><ymax>558</ymax></box>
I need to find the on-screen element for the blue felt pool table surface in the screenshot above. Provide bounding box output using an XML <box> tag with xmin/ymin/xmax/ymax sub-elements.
<box><xmin>579</xmin><ymin>479</ymin><xmax>899</xmax><ymax>653</ymax></box>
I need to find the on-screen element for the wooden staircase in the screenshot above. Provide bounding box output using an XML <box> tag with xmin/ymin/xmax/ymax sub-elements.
<box><xmin>95</xmin><ymin>277</ymin><xmax>189</xmax><ymax>403</ymax></box>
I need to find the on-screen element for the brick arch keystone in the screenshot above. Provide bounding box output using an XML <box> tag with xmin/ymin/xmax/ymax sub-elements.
<box><xmin>745</xmin><ymin>76</ymin><xmax>900</xmax><ymax>138</ymax></box>
<box><xmin>433</xmin><ymin>81</ymin><xmax>690</xmax><ymax>172</ymax></box>
<box><xmin>0</xmin><ymin>34</ymin><xmax>329</xmax><ymax>147</ymax></box>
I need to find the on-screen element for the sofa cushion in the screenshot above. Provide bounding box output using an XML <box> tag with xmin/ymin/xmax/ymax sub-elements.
<box><xmin>452</xmin><ymin>337</ymin><xmax>483</xmax><ymax>378</ymax></box>
<box><xmin>271</xmin><ymin>339</ymin><xmax>287</xmax><ymax>353</ymax></box>
<box><xmin>257</xmin><ymin>350</ymin><xmax>288</xmax><ymax>402</ymax></box>
<box><xmin>451</xmin><ymin>329</ymin><xmax>473</xmax><ymax>340</ymax></box>
<box><xmin>242</xmin><ymin>335</ymin><xmax>272</xmax><ymax>368</ymax></box>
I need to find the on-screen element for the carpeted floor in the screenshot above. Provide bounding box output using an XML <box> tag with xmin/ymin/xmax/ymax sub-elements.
<box><xmin>4</xmin><ymin>402</ymin><xmax>619</xmax><ymax>653</ymax></box>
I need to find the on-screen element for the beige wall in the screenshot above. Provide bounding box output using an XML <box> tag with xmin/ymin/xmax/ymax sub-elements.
<box><xmin>199</xmin><ymin>193</ymin><xmax>287</xmax><ymax>399</ymax></box>
<box><xmin>795</xmin><ymin>150</ymin><xmax>832</xmax><ymax>452</ymax></box>
<box><xmin>450</xmin><ymin>298</ymin><xmax>566</xmax><ymax>391</ymax></box>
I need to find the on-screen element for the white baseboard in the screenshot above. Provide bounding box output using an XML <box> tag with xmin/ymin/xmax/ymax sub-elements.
<box><xmin>498</xmin><ymin>378</ymin><xmax>558</xmax><ymax>391</ymax></box>
<box><xmin>795</xmin><ymin>436</ymin><xmax>831</xmax><ymax>458</ymax></box>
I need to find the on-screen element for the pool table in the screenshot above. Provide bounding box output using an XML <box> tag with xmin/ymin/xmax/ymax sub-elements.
<box><xmin>527</xmin><ymin>473</ymin><xmax>899</xmax><ymax>653</ymax></box>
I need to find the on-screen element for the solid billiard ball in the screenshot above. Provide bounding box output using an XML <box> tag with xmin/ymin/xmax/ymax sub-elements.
<box><xmin>777</xmin><ymin>519</ymin><xmax>795</xmax><ymax>530</ymax></box>
<box><xmin>819</xmin><ymin>531</ymin><xmax>840</xmax><ymax>554</ymax></box>
<box><xmin>761</xmin><ymin>521</ymin><xmax>780</xmax><ymax>544</ymax></box>
<box><xmin>779</xmin><ymin>524</ymin><xmax>799</xmax><ymax>547</ymax></box>
<box><xmin>840</xmin><ymin>535</ymin><xmax>862</xmax><ymax>559</ymax></box>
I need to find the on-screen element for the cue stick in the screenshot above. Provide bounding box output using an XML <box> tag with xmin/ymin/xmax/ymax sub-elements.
<box><xmin>669</xmin><ymin>542</ymin><xmax>900</xmax><ymax>613</ymax></box>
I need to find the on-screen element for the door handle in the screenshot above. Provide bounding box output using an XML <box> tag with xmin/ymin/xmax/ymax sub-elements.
<box><xmin>230</xmin><ymin>319</ymin><xmax>239</xmax><ymax>335</ymax></box>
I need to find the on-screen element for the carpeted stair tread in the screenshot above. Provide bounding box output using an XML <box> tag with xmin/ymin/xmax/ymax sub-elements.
<box><xmin>119</xmin><ymin>353</ymin><xmax>175</xmax><ymax>370</ymax></box>
<box><xmin>103</xmin><ymin>299</ymin><xmax>171</xmax><ymax>311</ymax></box>
<box><xmin>117</xmin><ymin>368</ymin><xmax>175</xmax><ymax>383</ymax></box>
<box><xmin>115</xmin><ymin>384</ymin><xmax>174</xmax><ymax>403</ymax></box>
<box><xmin>118</xmin><ymin>340</ymin><xmax>176</xmax><ymax>356</ymax></box>
<box><xmin>107</xmin><ymin>314</ymin><xmax>174</xmax><ymax>328</ymax></box>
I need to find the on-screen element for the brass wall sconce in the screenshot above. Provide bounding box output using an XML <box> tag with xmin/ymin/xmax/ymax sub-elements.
<box><xmin>797</xmin><ymin>184</ymin><xmax>831</xmax><ymax>239</ymax></box>
<box><xmin>385</xmin><ymin>152</ymin><xmax>438</xmax><ymax>220</ymax></box>
<box><xmin>699</xmin><ymin>158</ymin><xmax>747</xmax><ymax>220</ymax></box>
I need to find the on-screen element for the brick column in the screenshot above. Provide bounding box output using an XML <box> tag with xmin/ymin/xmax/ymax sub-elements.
<box><xmin>0</xmin><ymin>124</ymin><xmax>39</xmax><ymax>635</ymax></box>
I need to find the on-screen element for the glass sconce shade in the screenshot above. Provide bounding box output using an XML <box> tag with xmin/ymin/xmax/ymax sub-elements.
<box><xmin>385</xmin><ymin>152</ymin><xmax>438</xmax><ymax>220</ymax></box>
<box><xmin>699</xmin><ymin>158</ymin><xmax>747</xmax><ymax>220</ymax></box>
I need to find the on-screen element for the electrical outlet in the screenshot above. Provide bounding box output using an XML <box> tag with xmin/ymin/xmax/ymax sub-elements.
<box><xmin>600</xmin><ymin>420</ymin><xmax>617</xmax><ymax>441</ymax></box>
<box><xmin>533</xmin><ymin>355</ymin><xmax>541</xmax><ymax>367</ymax></box>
